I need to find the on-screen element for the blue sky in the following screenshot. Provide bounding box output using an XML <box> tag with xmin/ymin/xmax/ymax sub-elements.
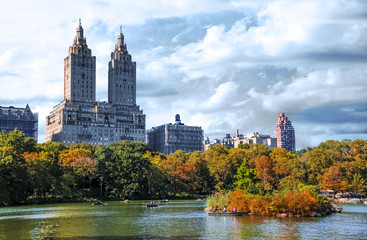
<box><xmin>0</xmin><ymin>0</ymin><xmax>366</xmax><ymax>149</ymax></box>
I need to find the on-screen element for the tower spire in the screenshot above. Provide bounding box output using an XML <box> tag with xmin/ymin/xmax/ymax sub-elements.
<box><xmin>116</xmin><ymin>26</ymin><xmax>125</xmax><ymax>52</ymax></box>
<box><xmin>76</xmin><ymin>18</ymin><xmax>84</xmax><ymax>41</ymax></box>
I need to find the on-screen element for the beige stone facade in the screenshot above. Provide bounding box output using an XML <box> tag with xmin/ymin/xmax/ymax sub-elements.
<box><xmin>204</xmin><ymin>130</ymin><xmax>277</xmax><ymax>150</ymax></box>
<box><xmin>147</xmin><ymin>114</ymin><xmax>203</xmax><ymax>154</ymax></box>
<box><xmin>233</xmin><ymin>132</ymin><xmax>277</xmax><ymax>149</ymax></box>
<box><xmin>46</xmin><ymin>21</ymin><xmax>145</xmax><ymax>145</ymax></box>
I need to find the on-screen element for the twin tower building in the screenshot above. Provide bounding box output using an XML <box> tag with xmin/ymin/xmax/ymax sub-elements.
<box><xmin>45</xmin><ymin>21</ymin><xmax>145</xmax><ymax>145</ymax></box>
<box><xmin>45</xmin><ymin>21</ymin><xmax>295</xmax><ymax>151</ymax></box>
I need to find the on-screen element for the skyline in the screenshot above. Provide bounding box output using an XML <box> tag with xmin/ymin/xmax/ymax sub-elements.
<box><xmin>0</xmin><ymin>0</ymin><xmax>366</xmax><ymax>149</ymax></box>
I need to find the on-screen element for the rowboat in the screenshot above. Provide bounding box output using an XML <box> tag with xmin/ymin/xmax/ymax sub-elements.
<box><xmin>147</xmin><ymin>204</ymin><xmax>158</xmax><ymax>207</ymax></box>
<box><xmin>208</xmin><ymin>211</ymin><xmax>244</xmax><ymax>216</ymax></box>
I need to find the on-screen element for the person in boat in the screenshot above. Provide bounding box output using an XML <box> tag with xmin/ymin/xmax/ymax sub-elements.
<box><xmin>233</xmin><ymin>206</ymin><xmax>237</xmax><ymax>212</ymax></box>
<box><xmin>214</xmin><ymin>206</ymin><xmax>218</xmax><ymax>212</ymax></box>
<box><xmin>223</xmin><ymin>206</ymin><xmax>227</xmax><ymax>212</ymax></box>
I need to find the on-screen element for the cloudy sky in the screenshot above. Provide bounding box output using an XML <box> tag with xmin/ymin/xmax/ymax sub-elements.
<box><xmin>0</xmin><ymin>0</ymin><xmax>366</xmax><ymax>149</ymax></box>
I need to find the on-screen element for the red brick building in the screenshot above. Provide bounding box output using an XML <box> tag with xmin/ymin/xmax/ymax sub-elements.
<box><xmin>274</xmin><ymin>113</ymin><xmax>295</xmax><ymax>151</ymax></box>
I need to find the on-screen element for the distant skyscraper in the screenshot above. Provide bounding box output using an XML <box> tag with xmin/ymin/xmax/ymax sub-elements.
<box><xmin>0</xmin><ymin>104</ymin><xmax>38</xmax><ymax>140</ymax></box>
<box><xmin>274</xmin><ymin>113</ymin><xmax>295</xmax><ymax>151</ymax></box>
<box><xmin>147</xmin><ymin>114</ymin><xmax>204</xmax><ymax>154</ymax></box>
<box><xmin>45</xmin><ymin>20</ymin><xmax>145</xmax><ymax>145</ymax></box>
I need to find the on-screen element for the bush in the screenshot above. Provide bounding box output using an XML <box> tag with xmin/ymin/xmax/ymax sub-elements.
<box><xmin>206</xmin><ymin>190</ymin><xmax>232</xmax><ymax>210</ymax></box>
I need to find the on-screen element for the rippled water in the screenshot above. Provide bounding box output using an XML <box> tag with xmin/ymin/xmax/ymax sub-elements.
<box><xmin>0</xmin><ymin>200</ymin><xmax>366</xmax><ymax>239</ymax></box>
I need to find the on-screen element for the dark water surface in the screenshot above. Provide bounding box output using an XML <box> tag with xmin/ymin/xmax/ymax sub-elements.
<box><xmin>0</xmin><ymin>200</ymin><xmax>366</xmax><ymax>239</ymax></box>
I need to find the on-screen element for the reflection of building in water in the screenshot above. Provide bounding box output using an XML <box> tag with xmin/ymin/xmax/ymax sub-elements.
<box><xmin>45</xmin><ymin>20</ymin><xmax>145</xmax><ymax>145</ymax></box>
<box><xmin>0</xmin><ymin>104</ymin><xmax>38</xmax><ymax>140</ymax></box>
<box><xmin>147</xmin><ymin>114</ymin><xmax>204</xmax><ymax>154</ymax></box>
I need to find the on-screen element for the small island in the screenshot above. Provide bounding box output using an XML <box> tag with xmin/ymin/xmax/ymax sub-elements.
<box><xmin>206</xmin><ymin>189</ymin><xmax>342</xmax><ymax>217</ymax></box>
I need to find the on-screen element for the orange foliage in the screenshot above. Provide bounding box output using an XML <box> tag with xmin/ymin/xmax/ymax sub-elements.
<box><xmin>255</xmin><ymin>155</ymin><xmax>274</xmax><ymax>190</ymax></box>
<box><xmin>59</xmin><ymin>149</ymin><xmax>96</xmax><ymax>178</ymax></box>
<box><xmin>322</xmin><ymin>166</ymin><xmax>343</xmax><ymax>192</ymax></box>
<box><xmin>23</xmin><ymin>152</ymin><xmax>41</xmax><ymax>163</ymax></box>
<box><xmin>272</xmin><ymin>190</ymin><xmax>318</xmax><ymax>216</ymax></box>
<box><xmin>226</xmin><ymin>190</ymin><xmax>320</xmax><ymax>216</ymax></box>
<box><xmin>226</xmin><ymin>190</ymin><xmax>271</xmax><ymax>215</ymax></box>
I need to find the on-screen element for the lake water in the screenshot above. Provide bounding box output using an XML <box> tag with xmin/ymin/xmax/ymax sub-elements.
<box><xmin>0</xmin><ymin>200</ymin><xmax>366</xmax><ymax>239</ymax></box>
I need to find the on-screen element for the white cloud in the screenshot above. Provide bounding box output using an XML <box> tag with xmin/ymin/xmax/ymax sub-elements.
<box><xmin>248</xmin><ymin>68</ymin><xmax>367</xmax><ymax>113</ymax></box>
<box><xmin>200</xmin><ymin>82</ymin><xmax>239</xmax><ymax>111</ymax></box>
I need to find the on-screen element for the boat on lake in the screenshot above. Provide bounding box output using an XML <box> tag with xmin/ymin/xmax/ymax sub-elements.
<box><xmin>160</xmin><ymin>199</ymin><xmax>169</xmax><ymax>203</ymax></box>
<box><xmin>147</xmin><ymin>204</ymin><xmax>158</xmax><ymax>207</ymax></box>
<box><xmin>92</xmin><ymin>201</ymin><xmax>104</xmax><ymax>205</ymax></box>
<box><xmin>208</xmin><ymin>211</ymin><xmax>244</xmax><ymax>216</ymax></box>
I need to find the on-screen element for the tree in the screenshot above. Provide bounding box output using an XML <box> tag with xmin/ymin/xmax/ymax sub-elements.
<box><xmin>270</xmin><ymin>148</ymin><xmax>306</xmax><ymax>190</ymax></box>
<box><xmin>158</xmin><ymin>150</ymin><xmax>188</xmax><ymax>195</ymax></box>
<box><xmin>187</xmin><ymin>151</ymin><xmax>214</xmax><ymax>195</ymax></box>
<box><xmin>103</xmin><ymin>141</ymin><xmax>152</xmax><ymax>199</ymax></box>
<box><xmin>254</xmin><ymin>155</ymin><xmax>274</xmax><ymax>192</ymax></box>
<box><xmin>303</xmin><ymin>147</ymin><xmax>338</xmax><ymax>185</ymax></box>
<box><xmin>59</xmin><ymin>148</ymin><xmax>96</xmax><ymax>194</ymax></box>
<box><xmin>0</xmin><ymin>129</ymin><xmax>37</xmax><ymax>154</ymax></box>
<box><xmin>322</xmin><ymin>166</ymin><xmax>343</xmax><ymax>194</ymax></box>
<box><xmin>351</xmin><ymin>173</ymin><xmax>365</xmax><ymax>194</ymax></box>
<box><xmin>24</xmin><ymin>152</ymin><xmax>56</xmax><ymax>196</ymax></box>
<box><xmin>36</xmin><ymin>142</ymin><xmax>66</xmax><ymax>196</ymax></box>
<box><xmin>234</xmin><ymin>159</ymin><xmax>260</xmax><ymax>194</ymax></box>
<box><xmin>94</xmin><ymin>145</ymin><xmax>113</xmax><ymax>197</ymax></box>
<box><xmin>0</xmin><ymin>146</ymin><xmax>29</xmax><ymax>205</ymax></box>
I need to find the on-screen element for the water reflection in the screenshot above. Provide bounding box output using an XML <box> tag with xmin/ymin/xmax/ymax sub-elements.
<box><xmin>0</xmin><ymin>202</ymin><xmax>366</xmax><ymax>239</ymax></box>
<box><xmin>31</xmin><ymin>218</ymin><xmax>60</xmax><ymax>239</ymax></box>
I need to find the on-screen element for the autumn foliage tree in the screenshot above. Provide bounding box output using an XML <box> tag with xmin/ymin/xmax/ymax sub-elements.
<box><xmin>322</xmin><ymin>166</ymin><xmax>343</xmax><ymax>194</ymax></box>
<box><xmin>59</xmin><ymin>148</ymin><xmax>96</xmax><ymax>193</ymax></box>
<box><xmin>255</xmin><ymin>155</ymin><xmax>274</xmax><ymax>192</ymax></box>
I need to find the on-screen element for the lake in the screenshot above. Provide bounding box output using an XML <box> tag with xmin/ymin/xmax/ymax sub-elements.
<box><xmin>0</xmin><ymin>200</ymin><xmax>366</xmax><ymax>239</ymax></box>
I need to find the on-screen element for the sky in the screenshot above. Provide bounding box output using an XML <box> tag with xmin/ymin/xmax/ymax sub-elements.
<box><xmin>0</xmin><ymin>0</ymin><xmax>366</xmax><ymax>149</ymax></box>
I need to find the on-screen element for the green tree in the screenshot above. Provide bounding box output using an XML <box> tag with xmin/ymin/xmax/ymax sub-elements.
<box><xmin>0</xmin><ymin>129</ymin><xmax>37</xmax><ymax>154</ymax></box>
<box><xmin>0</xmin><ymin>146</ymin><xmax>29</xmax><ymax>205</ymax></box>
<box><xmin>234</xmin><ymin>159</ymin><xmax>260</xmax><ymax>194</ymax></box>
<box><xmin>36</xmin><ymin>142</ymin><xmax>66</xmax><ymax>196</ymax></box>
<box><xmin>351</xmin><ymin>173</ymin><xmax>365</xmax><ymax>194</ymax></box>
<box><xmin>94</xmin><ymin>145</ymin><xmax>113</xmax><ymax>198</ymax></box>
<box><xmin>187</xmin><ymin>151</ymin><xmax>214</xmax><ymax>195</ymax></box>
<box><xmin>104</xmin><ymin>141</ymin><xmax>152</xmax><ymax>199</ymax></box>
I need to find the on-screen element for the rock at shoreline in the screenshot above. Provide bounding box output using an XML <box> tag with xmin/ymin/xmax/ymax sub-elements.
<box><xmin>334</xmin><ymin>198</ymin><xmax>363</xmax><ymax>204</ymax></box>
<box><xmin>331</xmin><ymin>204</ymin><xmax>342</xmax><ymax>213</ymax></box>
<box><xmin>309</xmin><ymin>212</ymin><xmax>322</xmax><ymax>217</ymax></box>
